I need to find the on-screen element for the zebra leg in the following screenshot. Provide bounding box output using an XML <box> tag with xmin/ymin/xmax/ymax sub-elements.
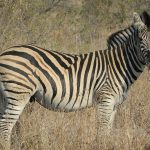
<box><xmin>95</xmin><ymin>91</ymin><xmax>118</xmax><ymax>149</ymax></box>
<box><xmin>0</xmin><ymin>88</ymin><xmax>31</xmax><ymax>150</ymax></box>
<box><xmin>95</xmin><ymin>93</ymin><xmax>117</xmax><ymax>136</ymax></box>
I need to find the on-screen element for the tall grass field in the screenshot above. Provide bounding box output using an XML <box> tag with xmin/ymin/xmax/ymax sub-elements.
<box><xmin>0</xmin><ymin>0</ymin><xmax>150</xmax><ymax>149</ymax></box>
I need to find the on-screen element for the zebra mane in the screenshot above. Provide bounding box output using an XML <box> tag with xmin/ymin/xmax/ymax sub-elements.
<box><xmin>107</xmin><ymin>25</ymin><xmax>137</xmax><ymax>48</ymax></box>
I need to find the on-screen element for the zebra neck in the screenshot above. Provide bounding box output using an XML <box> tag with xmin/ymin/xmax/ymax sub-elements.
<box><xmin>106</xmin><ymin>26</ymin><xmax>145</xmax><ymax>91</ymax></box>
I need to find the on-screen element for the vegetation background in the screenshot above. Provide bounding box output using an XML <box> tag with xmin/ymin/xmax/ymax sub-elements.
<box><xmin>0</xmin><ymin>0</ymin><xmax>150</xmax><ymax>149</ymax></box>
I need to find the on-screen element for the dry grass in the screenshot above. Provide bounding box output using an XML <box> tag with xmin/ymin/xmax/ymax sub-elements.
<box><xmin>0</xmin><ymin>1</ymin><xmax>150</xmax><ymax>150</ymax></box>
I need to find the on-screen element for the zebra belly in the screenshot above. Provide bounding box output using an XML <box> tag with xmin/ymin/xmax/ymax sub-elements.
<box><xmin>36</xmin><ymin>90</ymin><xmax>94</xmax><ymax>112</ymax></box>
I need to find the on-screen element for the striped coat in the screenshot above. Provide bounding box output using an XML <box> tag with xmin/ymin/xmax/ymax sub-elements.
<box><xmin>0</xmin><ymin>11</ymin><xmax>150</xmax><ymax>149</ymax></box>
<box><xmin>0</xmin><ymin>45</ymin><xmax>106</xmax><ymax>111</ymax></box>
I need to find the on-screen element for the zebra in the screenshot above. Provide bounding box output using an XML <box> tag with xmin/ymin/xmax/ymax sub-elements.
<box><xmin>0</xmin><ymin>11</ymin><xmax>150</xmax><ymax>149</ymax></box>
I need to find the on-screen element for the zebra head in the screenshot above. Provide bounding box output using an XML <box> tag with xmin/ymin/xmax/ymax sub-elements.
<box><xmin>133</xmin><ymin>11</ymin><xmax>150</xmax><ymax>66</ymax></box>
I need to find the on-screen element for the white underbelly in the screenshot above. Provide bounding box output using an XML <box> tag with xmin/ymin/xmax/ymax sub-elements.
<box><xmin>40</xmin><ymin>92</ymin><xmax>94</xmax><ymax>112</ymax></box>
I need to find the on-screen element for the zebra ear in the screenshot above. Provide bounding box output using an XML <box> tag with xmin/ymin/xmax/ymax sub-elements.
<box><xmin>133</xmin><ymin>12</ymin><xmax>145</xmax><ymax>29</ymax></box>
<box><xmin>140</xmin><ymin>11</ymin><xmax>150</xmax><ymax>30</ymax></box>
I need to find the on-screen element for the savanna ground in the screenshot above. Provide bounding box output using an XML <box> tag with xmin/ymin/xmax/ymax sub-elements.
<box><xmin>0</xmin><ymin>0</ymin><xmax>150</xmax><ymax>149</ymax></box>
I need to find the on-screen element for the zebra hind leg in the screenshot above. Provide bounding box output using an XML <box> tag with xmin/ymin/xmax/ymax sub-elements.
<box><xmin>0</xmin><ymin>86</ymin><xmax>31</xmax><ymax>150</ymax></box>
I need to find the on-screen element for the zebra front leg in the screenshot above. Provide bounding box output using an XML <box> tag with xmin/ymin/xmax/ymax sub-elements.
<box><xmin>96</xmin><ymin>94</ymin><xmax>117</xmax><ymax>136</ymax></box>
<box><xmin>0</xmin><ymin>91</ymin><xmax>31</xmax><ymax>150</ymax></box>
<box><xmin>95</xmin><ymin>93</ymin><xmax>118</xmax><ymax>149</ymax></box>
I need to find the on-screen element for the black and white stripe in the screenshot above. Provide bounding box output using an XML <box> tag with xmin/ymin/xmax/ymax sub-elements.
<box><xmin>0</xmin><ymin>11</ymin><xmax>150</xmax><ymax>149</ymax></box>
